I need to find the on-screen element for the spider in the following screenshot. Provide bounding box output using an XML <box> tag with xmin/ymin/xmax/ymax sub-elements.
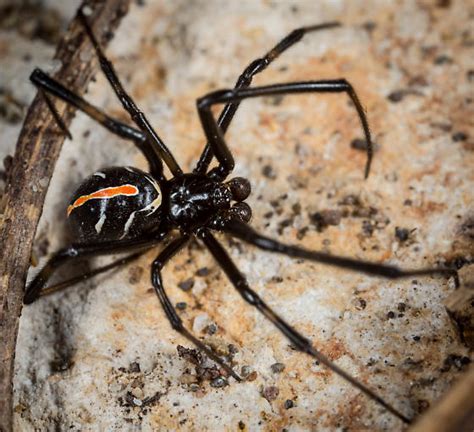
<box><xmin>24</xmin><ymin>8</ymin><xmax>456</xmax><ymax>426</ymax></box>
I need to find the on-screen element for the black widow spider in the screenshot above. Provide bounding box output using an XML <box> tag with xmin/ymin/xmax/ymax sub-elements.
<box><xmin>24</xmin><ymin>9</ymin><xmax>456</xmax><ymax>425</ymax></box>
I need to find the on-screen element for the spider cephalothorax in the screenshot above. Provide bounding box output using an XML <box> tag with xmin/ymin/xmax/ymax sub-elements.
<box><xmin>24</xmin><ymin>8</ymin><xmax>457</xmax><ymax>426</ymax></box>
<box><xmin>166</xmin><ymin>175</ymin><xmax>251</xmax><ymax>231</ymax></box>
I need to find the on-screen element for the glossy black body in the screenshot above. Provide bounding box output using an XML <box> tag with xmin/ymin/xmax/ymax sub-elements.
<box><xmin>167</xmin><ymin>174</ymin><xmax>234</xmax><ymax>230</ymax></box>
<box><xmin>68</xmin><ymin>167</ymin><xmax>250</xmax><ymax>243</ymax></box>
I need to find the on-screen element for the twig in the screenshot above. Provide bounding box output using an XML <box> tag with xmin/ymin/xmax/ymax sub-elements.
<box><xmin>0</xmin><ymin>1</ymin><xmax>131</xmax><ymax>430</ymax></box>
<box><xmin>408</xmin><ymin>366</ymin><xmax>474</xmax><ymax>432</ymax></box>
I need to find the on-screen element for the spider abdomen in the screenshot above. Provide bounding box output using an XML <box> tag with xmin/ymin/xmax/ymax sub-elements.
<box><xmin>67</xmin><ymin>167</ymin><xmax>162</xmax><ymax>242</ymax></box>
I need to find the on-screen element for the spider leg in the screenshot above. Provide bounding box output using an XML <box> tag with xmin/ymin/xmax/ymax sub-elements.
<box><xmin>222</xmin><ymin>219</ymin><xmax>458</xmax><ymax>282</ymax></box>
<box><xmin>78</xmin><ymin>8</ymin><xmax>182</xmax><ymax>177</ymax></box>
<box><xmin>198</xmin><ymin>228</ymin><xmax>411</xmax><ymax>424</ymax></box>
<box><xmin>194</xmin><ymin>22</ymin><xmax>341</xmax><ymax>174</ymax></box>
<box><xmin>197</xmin><ymin>80</ymin><xmax>372</xmax><ymax>181</ymax></box>
<box><xmin>151</xmin><ymin>235</ymin><xmax>241</xmax><ymax>382</ymax></box>
<box><xmin>40</xmin><ymin>250</ymin><xmax>148</xmax><ymax>298</ymax></box>
<box><xmin>30</xmin><ymin>69</ymin><xmax>164</xmax><ymax>179</ymax></box>
<box><xmin>38</xmin><ymin>88</ymin><xmax>72</xmax><ymax>140</ymax></box>
<box><xmin>24</xmin><ymin>235</ymin><xmax>166</xmax><ymax>305</ymax></box>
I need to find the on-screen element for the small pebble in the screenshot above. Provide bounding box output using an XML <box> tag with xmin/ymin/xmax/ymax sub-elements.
<box><xmin>310</xmin><ymin>209</ymin><xmax>342</xmax><ymax>231</ymax></box>
<box><xmin>452</xmin><ymin>131</ymin><xmax>468</xmax><ymax>142</ymax></box>
<box><xmin>193</xmin><ymin>314</ymin><xmax>211</xmax><ymax>333</ymax></box>
<box><xmin>131</xmin><ymin>387</ymin><xmax>144</xmax><ymax>399</ymax></box>
<box><xmin>128</xmin><ymin>266</ymin><xmax>144</xmax><ymax>284</ymax></box>
<box><xmin>196</xmin><ymin>267</ymin><xmax>211</xmax><ymax>277</ymax></box>
<box><xmin>210</xmin><ymin>377</ymin><xmax>228</xmax><ymax>388</ymax></box>
<box><xmin>395</xmin><ymin>227</ymin><xmax>410</xmax><ymax>242</ymax></box>
<box><xmin>176</xmin><ymin>302</ymin><xmax>187</xmax><ymax>310</ymax></box>
<box><xmin>129</xmin><ymin>362</ymin><xmax>141</xmax><ymax>373</ymax></box>
<box><xmin>355</xmin><ymin>298</ymin><xmax>367</xmax><ymax>310</ymax></box>
<box><xmin>262</xmin><ymin>164</ymin><xmax>277</xmax><ymax>179</ymax></box>
<box><xmin>206</xmin><ymin>323</ymin><xmax>218</xmax><ymax>335</ymax></box>
<box><xmin>270</xmin><ymin>362</ymin><xmax>285</xmax><ymax>373</ymax></box>
<box><xmin>228</xmin><ymin>344</ymin><xmax>239</xmax><ymax>354</ymax></box>
<box><xmin>178</xmin><ymin>278</ymin><xmax>194</xmax><ymax>291</ymax></box>
<box><xmin>434</xmin><ymin>54</ymin><xmax>453</xmax><ymax>65</ymax></box>
<box><xmin>387</xmin><ymin>90</ymin><xmax>405</xmax><ymax>102</ymax></box>
<box><xmin>246</xmin><ymin>371</ymin><xmax>258</xmax><ymax>382</ymax></box>
<box><xmin>262</xmin><ymin>386</ymin><xmax>279</xmax><ymax>401</ymax></box>
<box><xmin>189</xmin><ymin>384</ymin><xmax>200</xmax><ymax>392</ymax></box>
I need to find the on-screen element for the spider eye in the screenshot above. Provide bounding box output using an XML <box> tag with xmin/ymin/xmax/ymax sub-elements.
<box><xmin>212</xmin><ymin>185</ymin><xmax>232</xmax><ymax>208</ymax></box>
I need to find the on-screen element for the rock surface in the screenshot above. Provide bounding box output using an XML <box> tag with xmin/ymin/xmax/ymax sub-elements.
<box><xmin>0</xmin><ymin>1</ymin><xmax>472</xmax><ymax>431</ymax></box>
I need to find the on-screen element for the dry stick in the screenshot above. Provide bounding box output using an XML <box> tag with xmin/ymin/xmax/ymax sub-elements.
<box><xmin>408</xmin><ymin>365</ymin><xmax>474</xmax><ymax>432</ymax></box>
<box><xmin>0</xmin><ymin>1</ymin><xmax>132</xmax><ymax>430</ymax></box>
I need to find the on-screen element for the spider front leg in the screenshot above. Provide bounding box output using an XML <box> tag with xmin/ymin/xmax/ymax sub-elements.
<box><xmin>194</xmin><ymin>22</ymin><xmax>341</xmax><ymax>174</ymax></box>
<box><xmin>151</xmin><ymin>236</ymin><xmax>241</xmax><ymax>382</ymax></box>
<box><xmin>39</xmin><ymin>251</ymin><xmax>148</xmax><ymax>299</ymax></box>
<box><xmin>30</xmin><ymin>69</ymin><xmax>164</xmax><ymax>180</ymax></box>
<box><xmin>24</xmin><ymin>236</ymin><xmax>164</xmax><ymax>305</ymax></box>
<box><xmin>197</xmin><ymin>80</ymin><xmax>373</xmax><ymax>181</ymax></box>
<box><xmin>198</xmin><ymin>228</ymin><xmax>411</xmax><ymax>424</ymax></box>
<box><xmin>78</xmin><ymin>9</ymin><xmax>182</xmax><ymax>177</ymax></box>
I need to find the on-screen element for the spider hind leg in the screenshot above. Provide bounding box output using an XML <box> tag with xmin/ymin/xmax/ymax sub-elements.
<box><xmin>151</xmin><ymin>235</ymin><xmax>242</xmax><ymax>382</ymax></box>
<box><xmin>198</xmin><ymin>227</ymin><xmax>412</xmax><ymax>424</ymax></box>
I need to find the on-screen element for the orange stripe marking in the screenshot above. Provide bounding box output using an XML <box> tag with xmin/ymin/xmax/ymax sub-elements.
<box><xmin>67</xmin><ymin>184</ymin><xmax>139</xmax><ymax>216</ymax></box>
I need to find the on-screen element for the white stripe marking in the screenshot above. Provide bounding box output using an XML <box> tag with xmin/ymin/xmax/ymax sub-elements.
<box><xmin>95</xmin><ymin>213</ymin><xmax>107</xmax><ymax>234</ymax></box>
<box><xmin>121</xmin><ymin>211</ymin><xmax>137</xmax><ymax>239</ymax></box>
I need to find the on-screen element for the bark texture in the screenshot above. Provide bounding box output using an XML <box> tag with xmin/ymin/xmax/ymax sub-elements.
<box><xmin>0</xmin><ymin>1</ymin><xmax>131</xmax><ymax>430</ymax></box>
